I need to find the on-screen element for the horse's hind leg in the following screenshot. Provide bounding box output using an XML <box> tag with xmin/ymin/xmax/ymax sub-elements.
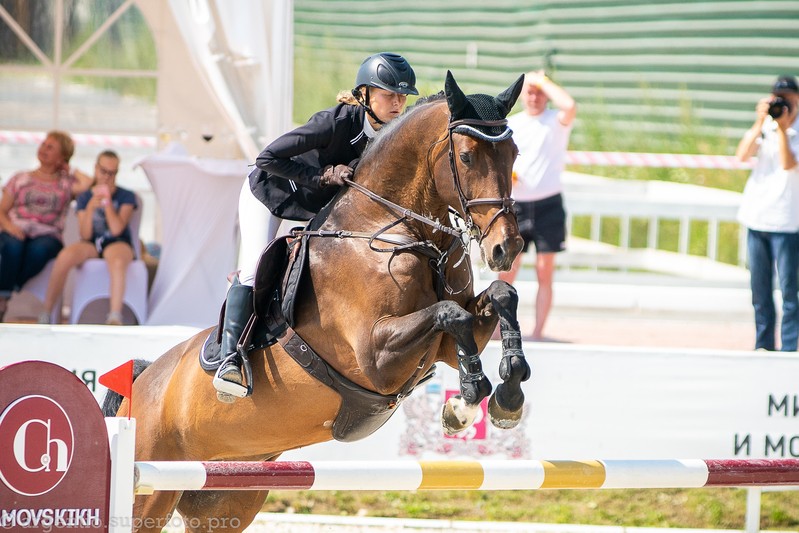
<box><xmin>484</xmin><ymin>280</ymin><xmax>531</xmax><ymax>429</ymax></box>
<box><xmin>177</xmin><ymin>490</ymin><xmax>268</xmax><ymax>532</ymax></box>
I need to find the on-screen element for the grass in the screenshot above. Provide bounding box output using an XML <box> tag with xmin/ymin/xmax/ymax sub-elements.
<box><xmin>262</xmin><ymin>487</ymin><xmax>799</xmax><ymax>529</ymax></box>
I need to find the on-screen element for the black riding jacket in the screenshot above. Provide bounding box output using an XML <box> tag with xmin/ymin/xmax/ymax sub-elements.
<box><xmin>250</xmin><ymin>103</ymin><xmax>369</xmax><ymax>221</ymax></box>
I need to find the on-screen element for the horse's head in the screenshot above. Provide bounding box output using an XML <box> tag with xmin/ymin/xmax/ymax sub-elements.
<box><xmin>440</xmin><ymin>71</ymin><xmax>525</xmax><ymax>272</ymax></box>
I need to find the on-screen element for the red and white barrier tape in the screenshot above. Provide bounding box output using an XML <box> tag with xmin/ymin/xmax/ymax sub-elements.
<box><xmin>1</xmin><ymin>130</ymin><xmax>753</xmax><ymax>169</ymax></box>
<box><xmin>0</xmin><ymin>130</ymin><xmax>156</xmax><ymax>149</ymax></box>
<box><xmin>566</xmin><ymin>150</ymin><xmax>753</xmax><ymax>169</ymax></box>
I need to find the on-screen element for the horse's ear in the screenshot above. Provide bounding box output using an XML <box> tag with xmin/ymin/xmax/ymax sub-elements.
<box><xmin>495</xmin><ymin>74</ymin><xmax>525</xmax><ymax>117</ymax></box>
<box><xmin>444</xmin><ymin>70</ymin><xmax>468</xmax><ymax>119</ymax></box>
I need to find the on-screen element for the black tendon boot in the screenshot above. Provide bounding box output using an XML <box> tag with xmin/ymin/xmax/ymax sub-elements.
<box><xmin>213</xmin><ymin>282</ymin><xmax>254</xmax><ymax>402</ymax></box>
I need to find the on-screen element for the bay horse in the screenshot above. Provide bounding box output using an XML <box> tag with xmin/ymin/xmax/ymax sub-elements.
<box><xmin>113</xmin><ymin>71</ymin><xmax>530</xmax><ymax>532</ymax></box>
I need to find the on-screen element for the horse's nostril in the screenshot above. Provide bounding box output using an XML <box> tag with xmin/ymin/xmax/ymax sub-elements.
<box><xmin>492</xmin><ymin>243</ymin><xmax>506</xmax><ymax>264</ymax></box>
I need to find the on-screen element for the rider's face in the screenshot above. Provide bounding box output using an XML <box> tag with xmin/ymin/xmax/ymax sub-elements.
<box><xmin>367</xmin><ymin>87</ymin><xmax>408</xmax><ymax>127</ymax></box>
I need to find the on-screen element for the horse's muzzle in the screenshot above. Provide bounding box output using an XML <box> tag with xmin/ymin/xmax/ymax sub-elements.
<box><xmin>483</xmin><ymin>233</ymin><xmax>523</xmax><ymax>271</ymax></box>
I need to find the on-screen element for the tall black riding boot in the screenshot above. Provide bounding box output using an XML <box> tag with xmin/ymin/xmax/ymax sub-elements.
<box><xmin>212</xmin><ymin>282</ymin><xmax>254</xmax><ymax>402</ymax></box>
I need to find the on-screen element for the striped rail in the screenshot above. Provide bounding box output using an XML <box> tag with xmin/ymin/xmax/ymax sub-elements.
<box><xmin>133</xmin><ymin>459</ymin><xmax>799</xmax><ymax>495</ymax></box>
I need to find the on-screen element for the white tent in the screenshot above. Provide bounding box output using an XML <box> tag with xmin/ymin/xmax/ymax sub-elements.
<box><xmin>0</xmin><ymin>0</ymin><xmax>294</xmax><ymax>326</ymax></box>
<box><xmin>134</xmin><ymin>0</ymin><xmax>294</xmax><ymax>326</ymax></box>
<box><xmin>136</xmin><ymin>0</ymin><xmax>294</xmax><ymax>160</ymax></box>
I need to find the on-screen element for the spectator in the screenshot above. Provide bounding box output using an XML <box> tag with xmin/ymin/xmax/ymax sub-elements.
<box><xmin>0</xmin><ymin>130</ymin><xmax>92</xmax><ymax>321</ymax></box>
<box><xmin>736</xmin><ymin>75</ymin><xmax>799</xmax><ymax>351</ymax></box>
<box><xmin>39</xmin><ymin>150</ymin><xmax>137</xmax><ymax>325</ymax></box>
<box><xmin>215</xmin><ymin>52</ymin><xmax>418</xmax><ymax>402</ymax></box>
<box><xmin>499</xmin><ymin>70</ymin><xmax>577</xmax><ymax>341</ymax></box>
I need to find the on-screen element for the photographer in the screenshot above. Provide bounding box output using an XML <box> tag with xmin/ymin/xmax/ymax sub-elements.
<box><xmin>736</xmin><ymin>75</ymin><xmax>799</xmax><ymax>351</ymax></box>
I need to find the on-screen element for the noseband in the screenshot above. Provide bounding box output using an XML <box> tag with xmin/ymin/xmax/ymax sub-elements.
<box><xmin>446</xmin><ymin>118</ymin><xmax>516</xmax><ymax>244</ymax></box>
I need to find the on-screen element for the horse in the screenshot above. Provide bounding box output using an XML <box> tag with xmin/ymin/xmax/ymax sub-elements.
<box><xmin>112</xmin><ymin>71</ymin><xmax>531</xmax><ymax>532</ymax></box>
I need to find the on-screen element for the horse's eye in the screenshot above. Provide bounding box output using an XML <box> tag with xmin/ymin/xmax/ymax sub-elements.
<box><xmin>459</xmin><ymin>153</ymin><xmax>472</xmax><ymax>164</ymax></box>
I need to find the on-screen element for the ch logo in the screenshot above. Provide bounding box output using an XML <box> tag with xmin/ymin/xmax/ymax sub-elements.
<box><xmin>0</xmin><ymin>395</ymin><xmax>74</xmax><ymax>496</ymax></box>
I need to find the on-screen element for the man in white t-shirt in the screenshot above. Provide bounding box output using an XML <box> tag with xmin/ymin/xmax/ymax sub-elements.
<box><xmin>499</xmin><ymin>70</ymin><xmax>576</xmax><ymax>341</ymax></box>
<box><xmin>736</xmin><ymin>75</ymin><xmax>799</xmax><ymax>351</ymax></box>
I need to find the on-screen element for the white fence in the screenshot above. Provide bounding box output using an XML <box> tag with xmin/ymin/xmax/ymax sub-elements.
<box><xmin>562</xmin><ymin>171</ymin><xmax>747</xmax><ymax>280</ymax></box>
<box><xmin>475</xmin><ymin>171</ymin><xmax>752</xmax><ymax>318</ymax></box>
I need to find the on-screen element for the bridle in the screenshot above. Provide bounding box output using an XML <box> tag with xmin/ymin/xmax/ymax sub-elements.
<box><xmin>446</xmin><ymin>118</ymin><xmax>516</xmax><ymax>244</ymax></box>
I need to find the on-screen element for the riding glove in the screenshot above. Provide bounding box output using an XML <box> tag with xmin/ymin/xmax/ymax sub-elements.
<box><xmin>320</xmin><ymin>164</ymin><xmax>353</xmax><ymax>187</ymax></box>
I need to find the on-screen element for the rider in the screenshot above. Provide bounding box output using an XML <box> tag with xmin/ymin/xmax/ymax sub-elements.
<box><xmin>213</xmin><ymin>52</ymin><xmax>418</xmax><ymax>402</ymax></box>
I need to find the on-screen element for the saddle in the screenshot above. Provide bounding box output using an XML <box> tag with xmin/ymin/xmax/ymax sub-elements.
<box><xmin>199</xmin><ymin>217</ymin><xmax>433</xmax><ymax>442</ymax></box>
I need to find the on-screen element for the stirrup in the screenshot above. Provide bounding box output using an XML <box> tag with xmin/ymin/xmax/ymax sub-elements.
<box><xmin>212</xmin><ymin>358</ymin><xmax>248</xmax><ymax>400</ymax></box>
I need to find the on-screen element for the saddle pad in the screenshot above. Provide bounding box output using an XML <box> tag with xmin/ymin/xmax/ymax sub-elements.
<box><xmin>199</xmin><ymin>328</ymin><xmax>223</xmax><ymax>371</ymax></box>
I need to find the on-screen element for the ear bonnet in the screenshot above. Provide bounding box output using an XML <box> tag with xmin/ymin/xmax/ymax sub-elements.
<box><xmin>444</xmin><ymin>71</ymin><xmax>525</xmax><ymax>142</ymax></box>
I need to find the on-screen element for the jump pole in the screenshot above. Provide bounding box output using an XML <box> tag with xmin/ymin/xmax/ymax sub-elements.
<box><xmin>133</xmin><ymin>458</ymin><xmax>799</xmax><ymax>494</ymax></box>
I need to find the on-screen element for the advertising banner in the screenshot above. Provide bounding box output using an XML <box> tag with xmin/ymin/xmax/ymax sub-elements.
<box><xmin>1</xmin><ymin>326</ymin><xmax>797</xmax><ymax>460</ymax></box>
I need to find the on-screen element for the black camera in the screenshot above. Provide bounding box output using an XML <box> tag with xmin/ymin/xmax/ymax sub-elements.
<box><xmin>768</xmin><ymin>96</ymin><xmax>792</xmax><ymax>119</ymax></box>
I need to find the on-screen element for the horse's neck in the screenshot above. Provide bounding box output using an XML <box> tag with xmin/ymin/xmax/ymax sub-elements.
<box><xmin>354</xmin><ymin>110</ymin><xmax>451</xmax><ymax>228</ymax></box>
<box><xmin>351</xmin><ymin>161</ymin><xmax>449</xmax><ymax>242</ymax></box>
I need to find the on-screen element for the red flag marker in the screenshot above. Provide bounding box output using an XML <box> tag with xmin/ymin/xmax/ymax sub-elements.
<box><xmin>99</xmin><ymin>360</ymin><xmax>134</xmax><ymax>418</ymax></box>
<box><xmin>100</xmin><ymin>360</ymin><xmax>133</xmax><ymax>397</ymax></box>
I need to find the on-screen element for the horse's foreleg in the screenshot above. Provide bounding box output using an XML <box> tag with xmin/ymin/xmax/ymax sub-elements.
<box><xmin>440</xmin><ymin>340</ymin><xmax>494</xmax><ymax>436</ymax></box>
<box><xmin>430</xmin><ymin>302</ymin><xmax>493</xmax><ymax>436</ymax></box>
<box><xmin>482</xmin><ymin>280</ymin><xmax>531</xmax><ymax>429</ymax></box>
<box><xmin>367</xmin><ymin>300</ymin><xmax>491</xmax><ymax>435</ymax></box>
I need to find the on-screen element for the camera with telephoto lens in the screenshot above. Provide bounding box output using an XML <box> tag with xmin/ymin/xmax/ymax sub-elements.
<box><xmin>768</xmin><ymin>96</ymin><xmax>792</xmax><ymax>119</ymax></box>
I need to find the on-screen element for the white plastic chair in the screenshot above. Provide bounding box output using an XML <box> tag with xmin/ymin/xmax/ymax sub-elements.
<box><xmin>20</xmin><ymin>202</ymin><xmax>80</xmax><ymax>323</ymax></box>
<box><xmin>68</xmin><ymin>194</ymin><xmax>149</xmax><ymax>325</ymax></box>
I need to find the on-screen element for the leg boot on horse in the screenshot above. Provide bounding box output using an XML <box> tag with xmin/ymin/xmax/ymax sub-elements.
<box><xmin>470</xmin><ymin>280</ymin><xmax>531</xmax><ymax>429</ymax></box>
<box><xmin>486</xmin><ymin>281</ymin><xmax>531</xmax><ymax>428</ymax></box>
<box><xmin>213</xmin><ymin>281</ymin><xmax>253</xmax><ymax>402</ymax></box>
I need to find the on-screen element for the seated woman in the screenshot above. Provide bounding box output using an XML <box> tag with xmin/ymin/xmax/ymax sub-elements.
<box><xmin>39</xmin><ymin>150</ymin><xmax>138</xmax><ymax>325</ymax></box>
<box><xmin>0</xmin><ymin>130</ymin><xmax>92</xmax><ymax>321</ymax></box>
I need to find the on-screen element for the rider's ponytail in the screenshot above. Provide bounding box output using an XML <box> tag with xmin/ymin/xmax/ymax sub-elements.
<box><xmin>337</xmin><ymin>89</ymin><xmax>359</xmax><ymax>105</ymax></box>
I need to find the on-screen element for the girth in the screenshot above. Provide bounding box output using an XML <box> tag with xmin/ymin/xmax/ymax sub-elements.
<box><xmin>274</xmin><ymin>322</ymin><xmax>435</xmax><ymax>442</ymax></box>
<box><xmin>262</xmin><ymin>227</ymin><xmax>434</xmax><ymax>442</ymax></box>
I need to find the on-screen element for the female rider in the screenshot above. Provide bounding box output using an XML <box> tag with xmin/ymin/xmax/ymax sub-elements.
<box><xmin>214</xmin><ymin>52</ymin><xmax>418</xmax><ymax>402</ymax></box>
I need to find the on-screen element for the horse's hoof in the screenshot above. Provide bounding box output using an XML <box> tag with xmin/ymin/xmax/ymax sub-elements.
<box><xmin>441</xmin><ymin>395</ymin><xmax>479</xmax><ymax>436</ymax></box>
<box><xmin>487</xmin><ymin>393</ymin><xmax>523</xmax><ymax>429</ymax></box>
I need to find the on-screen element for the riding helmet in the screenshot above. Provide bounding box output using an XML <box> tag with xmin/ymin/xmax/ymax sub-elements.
<box><xmin>355</xmin><ymin>52</ymin><xmax>419</xmax><ymax>95</ymax></box>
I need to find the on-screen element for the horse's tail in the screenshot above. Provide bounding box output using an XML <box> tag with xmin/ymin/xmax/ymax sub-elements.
<box><xmin>101</xmin><ymin>358</ymin><xmax>152</xmax><ymax>417</ymax></box>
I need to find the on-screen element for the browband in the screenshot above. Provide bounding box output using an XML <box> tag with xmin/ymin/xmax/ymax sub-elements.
<box><xmin>449</xmin><ymin>118</ymin><xmax>512</xmax><ymax>143</ymax></box>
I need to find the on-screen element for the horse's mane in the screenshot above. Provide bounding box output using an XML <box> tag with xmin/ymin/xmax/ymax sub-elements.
<box><xmin>361</xmin><ymin>92</ymin><xmax>447</xmax><ymax>159</ymax></box>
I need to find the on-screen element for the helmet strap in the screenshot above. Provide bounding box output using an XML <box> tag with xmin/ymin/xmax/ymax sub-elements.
<box><xmin>352</xmin><ymin>87</ymin><xmax>385</xmax><ymax>126</ymax></box>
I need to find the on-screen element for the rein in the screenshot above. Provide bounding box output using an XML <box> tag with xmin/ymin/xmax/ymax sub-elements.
<box><xmin>294</xmin><ymin>179</ymin><xmax>470</xmax><ymax>297</ymax></box>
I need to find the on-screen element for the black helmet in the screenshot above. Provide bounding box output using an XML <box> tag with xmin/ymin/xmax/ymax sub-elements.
<box><xmin>355</xmin><ymin>52</ymin><xmax>418</xmax><ymax>95</ymax></box>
